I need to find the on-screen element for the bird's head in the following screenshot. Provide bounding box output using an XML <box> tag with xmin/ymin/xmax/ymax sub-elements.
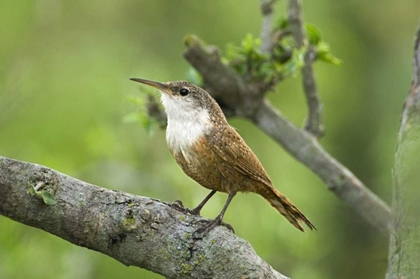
<box><xmin>130</xmin><ymin>78</ymin><xmax>224</xmax><ymax>124</ymax></box>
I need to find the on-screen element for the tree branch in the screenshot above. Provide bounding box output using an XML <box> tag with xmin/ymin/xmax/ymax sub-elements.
<box><xmin>0</xmin><ymin>156</ymin><xmax>288</xmax><ymax>279</ymax></box>
<box><xmin>287</xmin><ymin>0</ymin><xmax>324</xmax><ymax>137</ymax></box>
<box><xmin>386</xmin><ymin>25</ymin><xmax>420</xmax><ymax>278</ymax></box>
<box><xmin>183</xmin><ymin>37</ymin><xmax>391</xmax><ymax>236</ymax></box>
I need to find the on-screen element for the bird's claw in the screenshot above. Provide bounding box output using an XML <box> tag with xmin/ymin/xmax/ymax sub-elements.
<box><xmin>170</xmin><ymin>200</ymin><xmax>188</xmax><ymax>212</ymax></box>
<box><xmin>170</xmin><ymin>200</ymin><xmax>235</xmax><ymax>238</ymax></box>
<box><xmin>170</xmin><ymin>200</ymin><xmax>202</xmax><ymax>216</ymax></box>
<box><xmin>192</xmin><ymin>218</ymin><xmax>235</xmax><ymax>239</ymax></box>
<box><xmin>186</xmin><ymin>207</ymin><xmax>201</xmax><ymax>216</ymax></box>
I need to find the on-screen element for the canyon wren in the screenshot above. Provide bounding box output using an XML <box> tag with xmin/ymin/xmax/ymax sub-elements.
<box><xmin>130</xmin><ymin>78</ymin><xmax>315</xmax><ymax>233</ymax></box>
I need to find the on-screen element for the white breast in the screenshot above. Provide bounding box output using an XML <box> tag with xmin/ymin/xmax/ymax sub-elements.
<box><xmin>161</xmin><ymin>92</ymin><xmax>211</xmax><ymax>153</ymax></box>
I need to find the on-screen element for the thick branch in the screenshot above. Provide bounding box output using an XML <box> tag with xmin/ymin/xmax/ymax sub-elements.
<box><xmin>183</xmin><ymin>38</ymin><xmax>391</xmax><ymax>236</ymax></box>
<box><xmin>287</xmin><ymin>0</ymin><xmax>324</xmax><ymax>137</ymax></box>
<box><xmin>0</xmin><ymin>156</ymin><xmax>288</xmax><ymax>279</ymax></box>
<box><xmin>386</xmin><ymin>25</ymin><xmax>420</xmax><ymax>279</ymax></box>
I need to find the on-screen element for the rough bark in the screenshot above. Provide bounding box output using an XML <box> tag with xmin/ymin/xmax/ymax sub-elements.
<box><xmin>386</xmin><ymin>26</ymin><xmax>420</xmax><ymax>279</ymax></box>
<box><xmin>0</xmin><ymin>156</ymin><xmax>288</xmax><ymax>279</ymax></box>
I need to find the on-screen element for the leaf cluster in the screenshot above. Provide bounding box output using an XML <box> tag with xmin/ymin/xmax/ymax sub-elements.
<box><xmin>221</xmin><ymin>19</ymin><xmax>340</xmax><ymax>84</ymax></box>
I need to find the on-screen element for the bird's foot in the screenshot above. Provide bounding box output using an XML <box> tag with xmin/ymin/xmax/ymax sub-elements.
<box><xmin>192</xmin><ymin>217</ymin><xmax>235</xmax><ymax>239</ymax></box>
<box><xmin>170</xmin><ymin>200</ymin><xmax>203</xmax><ymax>216</ymax></box>
<box><xmin>170</xmin><ymin>200</ymin><xmax>190</xmax><ymax>213</ymax></box>
<box><xmin>186</xmin><ymin>207</ymin><xmax>201</xmax><ymax>216</ymax></box>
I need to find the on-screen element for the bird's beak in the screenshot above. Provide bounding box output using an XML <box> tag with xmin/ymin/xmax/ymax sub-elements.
<box><xmin>130</xmin><ymin>78</ymin><xmax>171</xmax><ymax>95</ymax></box>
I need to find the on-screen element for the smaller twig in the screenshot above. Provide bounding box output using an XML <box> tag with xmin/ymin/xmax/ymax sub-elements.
<box><xmin>287</xmin><ymin>0</ymin><xmax>305</xmax><ymax>49</ymax></box>
<box><xmin>287</xmin><ymin>0</ymin><xmax>324</xmax><ymax>137</ymax></box>
<box><xmin>259</xmin><ymin>0</ymin><xmax>277</xmax><ymax>54</ymax></box>
<box><xmin>302</xmin><ymin>47</ymin><xmax>324</xmax><ymax>136</ymax></box>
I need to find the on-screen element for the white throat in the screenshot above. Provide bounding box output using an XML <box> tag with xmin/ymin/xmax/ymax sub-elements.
<box><xmin>160</xmin><ymin>93</ymin><xmax>210</xmax><ymax>152</ymax></box>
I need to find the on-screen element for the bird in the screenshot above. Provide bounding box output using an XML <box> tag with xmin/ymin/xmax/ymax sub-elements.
<box><xmin>130</xmin><ymin>78</ymin><xmax>316</xmax><ymax>233</ymax></box>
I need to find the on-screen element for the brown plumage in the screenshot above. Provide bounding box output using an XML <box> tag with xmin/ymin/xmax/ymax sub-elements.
<box><xmin>171</xmin><ymin>124</ymin><xmax>315</xmax><ymax>232</ymax></box>
<box><xmin>130</xmin><ymin>78</ymin><xmax>316</xmax><ymax>232</ymax></box>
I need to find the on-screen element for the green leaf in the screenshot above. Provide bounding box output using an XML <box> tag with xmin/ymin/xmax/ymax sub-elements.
<box><xmin>318</xmin><ymin>51</ymin><xmax>342</xmax><ymax>65</ymax></box>
<box><xmin>279</xmin><ymin>47</ymin><xmax>306</xmax><ymax>78</ymax></box>
<box><xmin>242</xmin><ymin>33</ymin><xmax>255</xmax><ymax>52</ymax></box>
<box><xmin>316</xmin><ymin>42</ymin><xmax>342</xmax><ymax>65</ymax></box>
<box><xmin>38</xmin><ymin>190</ymin><xmax>57</xmax><ymax>205</ymax></box>
<box><xmin>223</xmin><ymin>34</ymin><xmax>272</xmax><ymax>81</ymax></box>
<box><xmin>305</xmin><ymin>23</ymin><xmax>322</xmax><ymax>45</ymax></box>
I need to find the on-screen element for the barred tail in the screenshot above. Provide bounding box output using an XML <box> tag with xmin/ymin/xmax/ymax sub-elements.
<box><xmin>261</xmin><ymin>187</ymin><xmax>316</xmax><ymax>232</ymax></box>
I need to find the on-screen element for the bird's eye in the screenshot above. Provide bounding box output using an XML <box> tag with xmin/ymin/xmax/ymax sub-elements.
<box><xmin>179</xmin><ymin>88</ymin><xmax>189</xmax><ymax>96</ymax></box>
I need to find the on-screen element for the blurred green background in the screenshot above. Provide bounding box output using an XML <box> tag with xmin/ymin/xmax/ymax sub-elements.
<box><xmin>0</xmin><ymin>0</ymin><xmax>418</xmax><ymax>278</ymax></box>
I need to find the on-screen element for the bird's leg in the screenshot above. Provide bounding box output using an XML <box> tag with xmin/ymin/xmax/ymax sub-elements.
<box><xmin>193</xmin><ymin>192</ymin><xmax>236</xmax><ymax>238</ymax></box>
<box><xmin>188</xmin><ymin>190</ymin><xmax>217</xmax><ymax>216</ymax></box>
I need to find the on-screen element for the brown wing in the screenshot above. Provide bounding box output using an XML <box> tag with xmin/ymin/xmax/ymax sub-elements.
<box><xmin>204</xmin><ymin>125</ymin><xmax>273</xmax><ymax>188</ymax></box>
<box><xmin>205</xmin><ymin>125</ymin><xmax>315</xmax><ymax>231</ymax></box>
